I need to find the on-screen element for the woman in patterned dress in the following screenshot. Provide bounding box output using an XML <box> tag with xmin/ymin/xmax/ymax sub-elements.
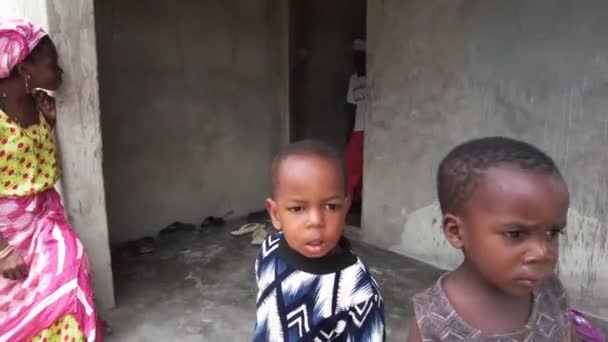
<box><xmin>0</xmin><ymin>16</ymin><xmax>100</xmax><ymax>341</ymax></box>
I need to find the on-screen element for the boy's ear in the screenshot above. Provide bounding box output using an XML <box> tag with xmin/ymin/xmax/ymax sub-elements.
<box><xmin>443</xmin><ymin>213</ymin><xmax>465</xmax><ymax>250</ymax></box>
<box><xmin>266</xmin><ymin>198</ymin><xmax>282</xmax><ymax>231</ymax></box>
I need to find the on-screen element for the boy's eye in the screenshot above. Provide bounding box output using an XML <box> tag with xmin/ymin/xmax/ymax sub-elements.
<box><xmin>547</xmin><ymin>229</ymin><xmax>565</xmax><ymax>240</ymax></box>
<box><xmin>504</xmin><ymin>231</ymin><xmax>524</xmax><ymax>240</ymax></box>
<box><xmin>288</xmin><ymin>206</ymin><xmax>303</xmax><ymax>213</ymax></box>
<box><xmin>326</xmin><ymin>203</ymin><xmax>341</xmax><ymax>211</ymax></box>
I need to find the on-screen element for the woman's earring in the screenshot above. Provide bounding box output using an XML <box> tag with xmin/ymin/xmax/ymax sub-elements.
<box><xmin>25</xmin><ymin>74</ymin><xmax>31</xmax><ymax>94</ymax></box>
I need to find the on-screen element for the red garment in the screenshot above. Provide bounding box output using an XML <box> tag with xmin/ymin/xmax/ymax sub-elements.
<box><xmin>344</xmin><ymin>131</ymin><xmax>364</xmax><ymax>200</ymax></box>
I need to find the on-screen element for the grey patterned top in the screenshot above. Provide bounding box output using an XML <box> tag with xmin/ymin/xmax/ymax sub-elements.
<box><xmin>413</xmin><ymin>273</ymin><xmax>571</xmax><ymax>341</ymax></box>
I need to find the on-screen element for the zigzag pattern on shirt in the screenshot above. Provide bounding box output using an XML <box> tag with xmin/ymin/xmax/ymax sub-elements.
<box><xmin>349</xmin><ymin>295</ymin><xmax>378</xmax><ymax>328</ymax></box>
<box><xmin>261</xmin><ymin>234</ymin><xmax>281</xmax><ymax>258</ymax></box>
<box><xmin>286</xmin><ymin>303</ymin><xmax>311</xmax><ymax>338</ymax></box>
<box><xmin>313</xmin><ymin>319</ymin><xmax>347</xmax><ymax>342</ymax></box>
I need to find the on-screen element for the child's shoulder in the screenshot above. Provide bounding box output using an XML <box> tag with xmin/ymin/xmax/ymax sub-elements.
<box><xmin>412</xmin><ymin>273</ymin><xmax>569</xmax><ymax>313</ymax></box>
<box><xmin>255</xmin><ymin>232</ymin><xmax>284</xmax><ymax>290</ymax></box>
<box><xmin>412</xmin><ymin>273</ymin><xmax>448</xmax><ymax>318</ymax></box>
<box><xmin>256</xmin><ymin>231</ymin><xmax>283</xmax><ymax>261</ymax></box>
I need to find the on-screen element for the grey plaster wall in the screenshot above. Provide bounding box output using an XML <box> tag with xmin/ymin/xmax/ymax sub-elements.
<box><xmin>47</xmin><ymin>0</ymin><xmax>115</xmax><ymax>311</ymax></box>
<box><xmin>0</xmin><ymin>0</ymin><xmax>48</xmax><ymax>27</ymax></box>
<box><xmin>365</xmin><ymin>0</ymin><xmax>608</xmax><ymax>319</ymax></box>
<box><xmin>0</xmin><ymin>0</ymin><xmax>116</xmax><ymax>310</ymax></box>
<box><xmin>95</xmin><ymin>0</ymin><xmax>287</xmax><ymax>243</ymax></box>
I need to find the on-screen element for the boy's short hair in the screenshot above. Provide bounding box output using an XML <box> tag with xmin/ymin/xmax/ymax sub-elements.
<box><xmin>271</xmin><ymin>140</ymin><xmax>346</xmax><ymax>194</ymax></box>
<box><xmin>437</xmin><ymin>136</ymin><xmax>563</xmax><ymax>214</ymax></box>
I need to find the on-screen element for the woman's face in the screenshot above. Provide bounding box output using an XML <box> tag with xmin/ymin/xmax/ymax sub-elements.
<box><xmin>24</xmin><ymin>39</ymin><xmax>63</xmax><ymax>91</ymax></box>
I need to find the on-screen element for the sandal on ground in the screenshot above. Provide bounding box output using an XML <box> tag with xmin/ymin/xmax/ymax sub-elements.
<box><xmin>201</xmin><ymin>210</ymin><xmax>234</xmax><ymax>228</ymax></box>
<box><xmin>158</xmin><ymin>222</ymin><xmax>195</xmax><ymax>237</ymax></box>
<box><xmin>231</xmin><ymin>223</ymin><xmax>265</xmax><ymax>237</ymax></box>
<box><xmin>251</xmin><ymin>226</ymin><xmax>268</xmax><ymax>246</ymax></box>
<box><xmin>200</xmin><ymin>216</ymin><xmax>226</xmax><ymax>228</ymax></box>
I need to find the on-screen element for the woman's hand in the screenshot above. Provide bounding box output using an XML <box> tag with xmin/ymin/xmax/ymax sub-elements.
<box><xmin>34</xmin><ymin>90</ymin><xmax>57</xmax><ymax>125</ymax></box>
<box><xmin>0</xmin><ymin>250</ymin><xmax>27</xmax><ymax>280</ymax></box>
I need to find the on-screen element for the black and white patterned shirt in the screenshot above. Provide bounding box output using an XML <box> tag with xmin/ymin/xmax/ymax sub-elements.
<box><xmin>253</xmin><ymin>233</ymin><xmax>385</xmax><ymax>342</ymax></box>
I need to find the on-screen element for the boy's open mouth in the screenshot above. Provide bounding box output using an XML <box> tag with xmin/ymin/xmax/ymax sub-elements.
<box><xmin>304</xmin><ymin>239</ymin><xmax>326</xmax><ymax>254</ymax></box>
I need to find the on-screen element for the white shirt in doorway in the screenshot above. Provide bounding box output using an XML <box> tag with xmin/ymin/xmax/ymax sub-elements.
<box><xmin>346</xmin><ymin>73</ymin><xmax>367</xmax><ymax>132</ymax></box>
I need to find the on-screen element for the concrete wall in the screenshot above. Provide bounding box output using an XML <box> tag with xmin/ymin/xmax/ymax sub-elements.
<box><xmin>365</xmin><ymin>0</ymin><xmax>608</xmax><ymax>319</ymax></box>
<box><xmin>0</xmin><ymin>0</ymin><xmax>48</xmax><ymax>28</ymax></box>
<box><xmin>0</xmin><ymin>0</ymin><xmax>115</xmax><ymax>309</ymax></box>
<box><xmin>95</xmin><ymin>0</ymin><xmax>287</xmax><ymax>243</ymax></box>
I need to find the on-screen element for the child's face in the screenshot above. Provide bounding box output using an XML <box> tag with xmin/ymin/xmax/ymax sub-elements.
<box><xmin>446</xmin><ymin>166</ymin><xmax>569</xmax><ymax>297</ymax></box>
<box><xmin>266</xmin><ymin>155</ymin><xmax>350</xmax><ymax>258</ymax></box>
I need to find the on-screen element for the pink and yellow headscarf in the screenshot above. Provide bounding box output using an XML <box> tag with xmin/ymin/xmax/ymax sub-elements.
<box><xmin>0</xmin><ymin>17</ymin><xmax>47</xmax><ymax>79</ymax></box>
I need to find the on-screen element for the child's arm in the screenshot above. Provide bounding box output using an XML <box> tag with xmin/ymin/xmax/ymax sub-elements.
<box><xmin>407</xmin><ymin>318</ymin><xmax>422</xmax><ymax>342</ymax></box>
<box><xmin>346</xmin><ymin>74</ymin><xmax>357</xmax><ymax>105</ymax></box>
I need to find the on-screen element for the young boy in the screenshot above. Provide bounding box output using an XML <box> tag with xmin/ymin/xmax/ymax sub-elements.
<box><xmin>408</xmin><ymin>137</ymin><xmax>576</xmax><ymax>341</ymax></box>
<box><xmin>254</xmin><ymin>140</ymin><xmax>385</xmax><ymax>341</ymax></box>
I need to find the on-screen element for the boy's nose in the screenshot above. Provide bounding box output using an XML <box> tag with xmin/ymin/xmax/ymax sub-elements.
<box><xmin>523</xmin><ymin>239</ymin><xmax>555</xmax><ymax>264</ymax></box>
<box><xmin>307</xmin><ymin>209</ymin><xmax>325</xmax><ymax>228</ymax></box>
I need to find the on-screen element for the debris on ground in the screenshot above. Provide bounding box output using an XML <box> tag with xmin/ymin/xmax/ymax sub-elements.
<box><xmin>112</xmin><ymin>236</ymin><xmax>156</xmax><ymax>258</ymax></box>
<box><xmin>159</xmin><ymin>222</ymin><xmax>196</xmax><ymax>238</ymax></box>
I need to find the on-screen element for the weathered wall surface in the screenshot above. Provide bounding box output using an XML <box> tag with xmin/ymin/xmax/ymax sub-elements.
<box><xmin>47</xmin><ymin>0</ymin><xmax>115</xmax><ymax>311</ymax></box>
<box><xmin>0</xmin><ymin>0</ymin><xmax>48</xmax><ymax>27</ymax></box>
<box><xmin>365</xmin><ymin>0</ymin><xmax>608</xmax><ymax>319</ymax></box>
<box><xmin>0</xmin><ymin>0</ymin><xmax>115</xmax><ymax>309</ymax></box>
<box><xmin>95</xmin><ymin>0</ymin><xmax>287</xmax><ymax>243</ymax></box>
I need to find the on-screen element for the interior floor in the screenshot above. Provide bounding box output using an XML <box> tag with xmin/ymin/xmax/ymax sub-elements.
<box><xmin>104</xmin><ymin>221</ymin><xmax>443</xmax><ymax>341</ymax></box>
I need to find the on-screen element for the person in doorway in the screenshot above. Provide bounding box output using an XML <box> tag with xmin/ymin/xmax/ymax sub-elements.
<box><xmin>344</xmin><ymin>39</ymin><xmax>366</xmax><ymax>206</ymax></box>
<box><xmin>0</xmin><ymin>17</ymin><xmax>101</xmax><ymax>341</ymax></box>
<box><xmin>254</xmin><ymin>140</ymin><xmax>385</xmax><ymax>341</ymax></box>
<box><xmin>408</xmin><ymin>137</ymin><xmax>577</xmax><ymax>342</ymax></box>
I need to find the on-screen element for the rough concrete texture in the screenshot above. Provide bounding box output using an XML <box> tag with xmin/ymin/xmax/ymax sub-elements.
<box><xmin>290</xmin><ymin>0</ymin><xmax>366</xmax><ymax>149</ymax></box>
<box><xmin>94</xmin><ymin>0</ymin><xmax>288</xmax><ymax>243</ymax></box>
<box><xmin>0</xmin><ymin>0</ymin><xmax>115</xmax><ymax>310</ymax></box>
<box><xmin>0</xmin><ymin>0</ymin><xmax>48</xmax><ymax>26</ymax></box>
<box><xmin>364</xmin><ymin>0</ymin><xmax>608</xmax><ymax>320</ymax></box>
<box><xmin>104</xmin><ymin>223</ymin><xmax>442</xmax><ymax>341</ymax></box>
<box><xmin>47</xmin><ymin>0</ymin><xmax>115</xmax><ymax>310</ymax></box>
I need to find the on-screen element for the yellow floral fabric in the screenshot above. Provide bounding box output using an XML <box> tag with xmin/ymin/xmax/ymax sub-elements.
<box><xmin>30</xmin><ymin>314</ymin><xmax>85</xmax><ymax>342</ymax></box>
<box><xmin>0</xmin><ymin>109</ymin><xmax>60</xmax><ymax>197</ymax></box>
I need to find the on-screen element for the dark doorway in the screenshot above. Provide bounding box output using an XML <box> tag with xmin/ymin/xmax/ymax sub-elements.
<box><xmin>289</xmin><ymin>0</ymin><xmax>367</xmax><ymax>150</ymax></box>
<box><xmin>289</xmin><ymin>0</ymin><xmax>367</xmax><ymax>226</ymax></box>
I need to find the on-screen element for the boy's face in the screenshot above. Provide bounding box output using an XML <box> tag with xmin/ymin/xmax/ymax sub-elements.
<box><xmin>266</xmin><ymin>154</ymin><xmax>350</xmax><ymax>258</ymax></box>
<box><xmin>445</xmin><ymin>166</ymin><xmax>569</xmax><ymax>297</ymax></box>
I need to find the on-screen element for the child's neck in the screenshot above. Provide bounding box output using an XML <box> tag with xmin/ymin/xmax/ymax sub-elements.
<box><xmin>443</xmin><ymin>261</ymin><xmax>533</xmax><ymax>334</ymax></box>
